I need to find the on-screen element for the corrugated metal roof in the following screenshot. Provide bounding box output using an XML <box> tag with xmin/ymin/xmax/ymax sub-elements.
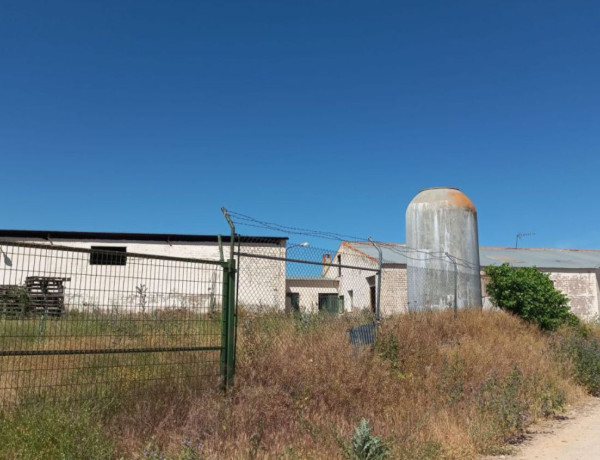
<box><xmin>342</xmin><ymin>242</ymin><xmax>600</xmax><ymax>269</ymax></box>
<box><xmin>479</xmin><ymin>247</ymin><xmax>600</xmax><ymax>269</ymax></box>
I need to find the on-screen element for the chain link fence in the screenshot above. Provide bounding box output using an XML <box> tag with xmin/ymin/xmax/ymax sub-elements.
<box><xmin>233</xmin><ymin>237</ymin><xmax>382</xmax><ymax>376</ymax></box>
<box><xmin>227</xmin><ymin>212</ymin><xmax>483</xmax><ymax>375</ymax></box>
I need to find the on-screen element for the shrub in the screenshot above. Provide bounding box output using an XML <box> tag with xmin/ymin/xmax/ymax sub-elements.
<box><xmin>484</xmin><ymin>263</ymin><xmax>577</xmax><ymax>331</ymax></box>
<box><xmin>555</xmin><ymin>327</ymin><xmax>600</xmax><ymax>395</ymax></box>
<box><xmin>0</xmin><ymin>285</ymin><xmax>31</xmax><ymax>317</ymax></box>
<box><xmin>476</xmin><ymin>367</ymin><xmax>527</xmax><ymax>435</ymax></box>
<box><xmin>348</xmin><ymin>418</ymin><xmax>389</xmax><ymax>460</ymax></box>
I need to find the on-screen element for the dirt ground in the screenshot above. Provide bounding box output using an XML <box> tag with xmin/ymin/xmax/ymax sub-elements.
<box><xmin>487</xmin><ymin>396</ymin><xmax>600</xmax><ymax>460</ymax></box>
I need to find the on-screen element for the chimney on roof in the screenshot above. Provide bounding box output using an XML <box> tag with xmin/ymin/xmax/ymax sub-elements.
<box><xmin>322</xmin><ymin>253</ymin><xmax>331</xmax><ymax>276</ymax></box>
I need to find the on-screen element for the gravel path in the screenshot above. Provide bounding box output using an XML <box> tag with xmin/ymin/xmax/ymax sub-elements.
<box><xmin>507</xmin><ymin>397</ymin><xmax>600</xmax><ymax>460</ymax></box>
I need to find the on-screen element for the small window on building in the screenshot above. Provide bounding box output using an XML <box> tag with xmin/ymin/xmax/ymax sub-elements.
<box><xmin>286</xmin><ymin>292</ymin><xmax>300</xmax><ymax>311</ymax></box>
<box><xmin>90</xmin><ymin>246</ymin><xmax>127</xmax><ymax>266</ymax></box>
<box><xmin>337</xmin><ymin>254</ymin><xmax>342</xmax><ymax>277</ymax></box>
<box><xmin>319</xmin><ymin>293</ymin><xmax>339</xmax><ymax>314</ymax></box>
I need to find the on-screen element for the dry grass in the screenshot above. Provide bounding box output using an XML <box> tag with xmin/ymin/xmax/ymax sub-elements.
<box><xmin>0</xmin><ymin>310</ymin><xmax>221</xmax><ymax>407</ymax></box>
<box><xmin>95</xmin><ymin>308</ymin><xmax>584</xmax><ymax>459</ymax></box>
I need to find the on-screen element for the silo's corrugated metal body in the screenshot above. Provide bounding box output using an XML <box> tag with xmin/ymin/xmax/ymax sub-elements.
<box><xmin>406</xmin><ymin>187</ymin><xmax>482</xmax><ymax>311</ymax></box>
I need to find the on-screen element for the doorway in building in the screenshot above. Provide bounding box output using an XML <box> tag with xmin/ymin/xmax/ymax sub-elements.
<box><xmin>366</xmin><ymin>275</ymin><xmax>376</xmax><ymax>313</ymax></box>
<box><xmin>370</xmin><ymin>286</ymin><xmax>376</xmax><ymax>313</ymax></box>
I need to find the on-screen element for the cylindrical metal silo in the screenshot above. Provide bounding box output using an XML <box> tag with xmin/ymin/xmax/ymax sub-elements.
<box><xmin>406</xmin><ymin>187</ymin><xmax>482</xmax><ymax>311</ymax></box>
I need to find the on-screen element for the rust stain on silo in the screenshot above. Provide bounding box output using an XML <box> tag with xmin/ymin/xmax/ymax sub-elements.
<box><xmin>447</xmin><ymin>189</ymin><xmax>476</xmax><ymax>214</ymax></box>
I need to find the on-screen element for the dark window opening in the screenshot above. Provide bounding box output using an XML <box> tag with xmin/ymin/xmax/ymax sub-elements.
<box><xmin>286</xmin><ymin>292</ymin><xmax>300</xmax><ymax>311</ymax></box>
<box><xmin>337</xmin><ymin>254</ymin><xmax>342</xmax><ymax>277</ymax></box>
<box><xmin>319</xmin><ymin>293</ymin><xmax>339</xmax><ymax>314</ymax></box>
<box><xmin>90</xmin><ymin>246</ymin><xmax>127</xmax><ymax>266</ymax></box>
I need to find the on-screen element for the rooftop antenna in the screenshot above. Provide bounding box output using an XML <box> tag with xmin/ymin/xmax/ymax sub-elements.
<box><xmin>515</xmin><ymin>232</ymin><xmax>535</xmax><ymax>248</ymax></box>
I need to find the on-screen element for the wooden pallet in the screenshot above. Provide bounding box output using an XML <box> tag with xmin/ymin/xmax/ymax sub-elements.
<box><xmin>25</xmin><ymin>277</ymin><xmax>71</xmax><ymax>317</ymax></box>
<box><xmin>0</xmin><ymin>277</ymin><xmax>71</xmax><ymax>318</ymax></box>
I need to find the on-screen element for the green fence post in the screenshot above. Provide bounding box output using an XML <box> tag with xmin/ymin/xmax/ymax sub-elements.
<box><xmin>220</xmin><ymin>263</ymin><xmax>229</xmax><ymax>389</ymax></box>
<box><xmin>226</xmin><ymin>259</ymin><xmax>236</xmax><ymax>387</ymax></box>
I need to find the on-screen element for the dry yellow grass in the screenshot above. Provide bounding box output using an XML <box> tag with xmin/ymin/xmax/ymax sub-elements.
<box><xmin>100</xmin><ymin>308</ymin><xmax>584</xmax><ymax>459</ymax></box>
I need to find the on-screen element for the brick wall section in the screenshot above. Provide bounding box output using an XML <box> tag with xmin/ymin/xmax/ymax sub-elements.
<box><xmin>381</xmin><ymin>266</ymin><xmax>408</xmax><ymax>314</ymax></box>
<box><xmin>546</xmin><ymin>270</ymin><xmax>600</xmax><ymax>320</ymax></box>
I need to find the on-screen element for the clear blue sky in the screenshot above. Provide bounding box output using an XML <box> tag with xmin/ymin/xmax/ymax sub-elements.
<box><xmin>1</xmin><ymin>1</ymin><xmax>598</xmax><ymax>249</ymax></box>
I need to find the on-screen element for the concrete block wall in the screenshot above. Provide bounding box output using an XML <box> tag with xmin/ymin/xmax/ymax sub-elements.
<box><xmin>380</xmin><ymin>266</ymin><xmax>408</xmax><ymax>314</ymax></box>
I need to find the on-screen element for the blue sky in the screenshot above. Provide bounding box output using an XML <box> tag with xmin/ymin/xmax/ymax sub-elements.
<box><xmin>1</xmin><ymin>1</ymin><xmax>599</xmax><ymax>249</ymax></box>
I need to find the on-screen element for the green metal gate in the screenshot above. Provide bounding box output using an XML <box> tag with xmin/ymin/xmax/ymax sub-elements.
<box><xmin>0</xmin><ymin>241</ymin><xmax>238</xmax><ymax>407</ymax></box>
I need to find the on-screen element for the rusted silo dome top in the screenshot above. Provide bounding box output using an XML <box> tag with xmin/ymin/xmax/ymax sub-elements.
<box><xmin>409</xmin><ymin>187</ymin><xmax>476</xmax><ymax>214</ymax></box>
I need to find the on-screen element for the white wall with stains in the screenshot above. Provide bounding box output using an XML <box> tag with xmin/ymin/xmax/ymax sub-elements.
<box><xmin>0</xmin><ymin>238</ymin><xmax>286</xmax><ymax>314</ymax></box>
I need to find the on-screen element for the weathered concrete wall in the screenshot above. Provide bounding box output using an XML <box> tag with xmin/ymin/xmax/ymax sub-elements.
<box><xmin>237</xmin><ymin>245</ymin><xmax>286</xmax><ymax>310</ymax></box>
<box><xmin>0</xmin><ymin>239</ymin><xmax>286</xmax><ymax>313</ymax></box>
<box><xmin>322</xmin><ymin>246</ymin><xmax>379</xmax><ymax>313</ymax></box>
<box><xmin>546</xmin><ymin>270</ymin><xmax>599</xmax><ymax>320</ymax></box>
<box><xmin>285</xmin><ymin>279</ymin><xmax>339</xmax><ymax>313</ymax></box>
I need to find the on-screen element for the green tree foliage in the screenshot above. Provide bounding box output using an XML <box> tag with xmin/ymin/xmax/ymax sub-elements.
<box><xmin>484</xmin><ymin>264</ymin><xmax>578</xmax><ymax>331</ymax></box>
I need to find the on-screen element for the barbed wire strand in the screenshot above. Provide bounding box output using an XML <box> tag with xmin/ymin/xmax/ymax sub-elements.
<box><xmin>228</xmin><ymin>210</ymin><xmax>481</xmax><ymax>270</ymax></box>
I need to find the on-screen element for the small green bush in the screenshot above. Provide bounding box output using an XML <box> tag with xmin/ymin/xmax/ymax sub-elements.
<box><xmin>348</xmin><ymin>418</ymin><xmax>389</xmax><ymax>460</ymax></box>
<box><xmin>0</xmin><ymin>285</ymin><xmax>31</xmax><ymax>317</ymax></box>
<box><xmin>477</xmin><ymin>367</ymin><xmax>527</xmax><ymax>435</ymax></box>
<box><xmin>556</xmin><ymin>328</ymin><xmax>600</xmax><ymax>395</ymax></box>
<box><xmin>485</xmin><ymin>264</ymin><xmax>578</xmax><ymax>331</ymax></box>
<box><xmin>376</xmin><ymin>331</ymin><xmax>401</xmax><ymax>370</ymax></box>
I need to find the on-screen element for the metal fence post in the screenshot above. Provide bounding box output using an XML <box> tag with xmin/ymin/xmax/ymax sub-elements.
<box><xmin>220</xmin><ymin>262</ymin><xmax>230</xmax><ymax>389</ymax></box>
<box><xmin>368</xmin><ymin>238</ymin><xmax>383</xmax><ymax>322</ymax></box>
<box><xmin>226</xmin><ymin>259</ymin><xmax>236</xmax><ymax>387</ymax></box>
<box><xmin>221</xmin><ymin>207</ymin><xmax>237</xmax><ymax>389</ymax></box>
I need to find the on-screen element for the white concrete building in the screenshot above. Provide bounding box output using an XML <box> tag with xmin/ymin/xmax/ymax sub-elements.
<box><xmin>0</xmin><ymin>230</ymin><xmax>287</xmax><ymax>314</ymax></box>
<box><xmin>285</xmin><ymin>275</ymin><xmax>339</xmax><ymax>313</ymax></box>
<box><xmin>319</xmin><ymin>241</ymin><xmax>600</xmax><ymax>320</ymax></box>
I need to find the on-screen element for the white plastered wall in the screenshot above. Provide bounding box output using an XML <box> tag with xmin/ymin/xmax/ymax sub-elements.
<box><xmin>0</xmin><ymin>239</ymin><xmax>286</xmax><ymax>313</ymax></box>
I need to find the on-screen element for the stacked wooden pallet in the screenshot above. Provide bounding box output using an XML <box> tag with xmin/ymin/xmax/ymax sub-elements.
<box><xmin>25</xmin><ymin>277</ymin><xmax>70</xmax><ymax>317</ymax></box>
<box><xmin>0</xmin><ymin>277</ymin><xmax>70</xmax><ymax>318</ymax></box>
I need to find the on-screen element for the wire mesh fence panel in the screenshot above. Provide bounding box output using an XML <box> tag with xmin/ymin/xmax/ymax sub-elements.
<box><xmin>0</xmin><ymin>241</ymin><xmax>227</xmax><ymax>407</ymax></box>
